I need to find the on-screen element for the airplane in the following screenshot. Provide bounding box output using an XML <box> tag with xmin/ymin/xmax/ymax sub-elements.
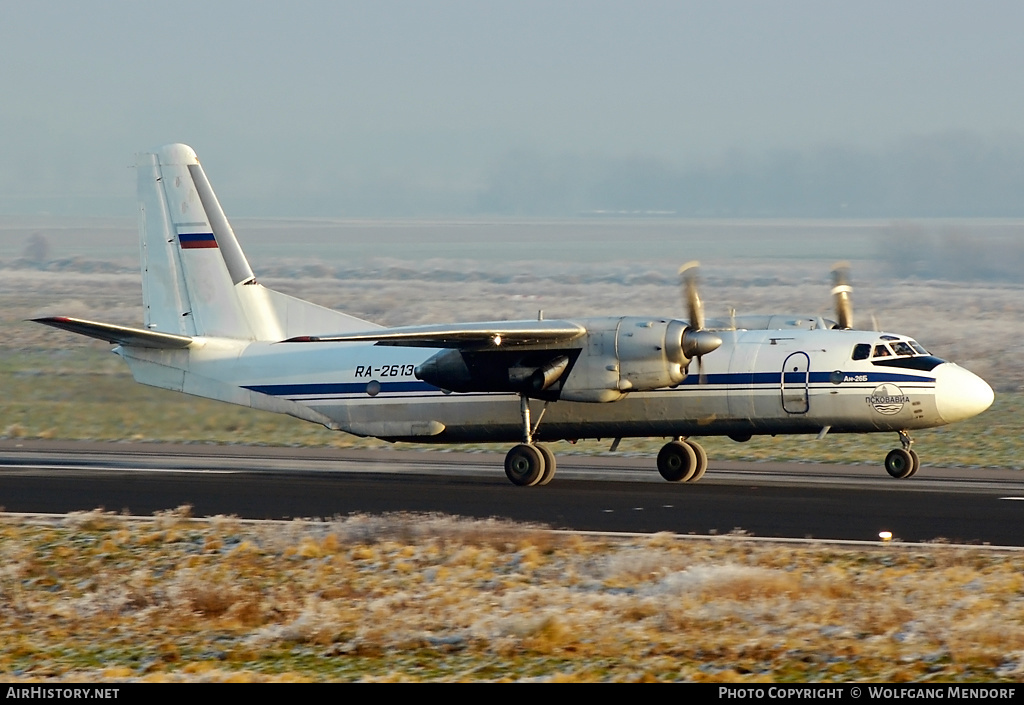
<box><xmin>34</xmin><ymin>144</ymin><xmax>995</xmax><ymax>487</ymax></box>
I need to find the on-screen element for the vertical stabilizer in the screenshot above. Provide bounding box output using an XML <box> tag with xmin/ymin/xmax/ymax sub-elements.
<box><xmin>136</xmin><ymin>144</ymin><xmax>377</xmax><ymax>341</ymax></box>
<box><xmin>137</xmin><ymin>144</ymin><xmax>255</xmax><ymax>339</ymax></box>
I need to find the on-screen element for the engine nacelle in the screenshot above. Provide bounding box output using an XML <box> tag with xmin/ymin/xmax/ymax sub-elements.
<box><xmin>560</xmin><ymin>317</ymin><xmax>722</xmax><ymax>402</ymax></box>
<box><xmin>616</xmin><ymin>318</ymin><xmax>688</xmax><ymax>391</ymax></box>
<box><xmin>414</xmin><ymin>348</ymin><xmax>474</xmax><ymax>392</ymax></box>
<box><xmin>414</xmin><ymin>317</ymin><xmax>722</xmax><ymax>403</ymax></box>
<box><xmin>415</xmin><ymin>349</ymin><xmax>573</xmax><ymax>396</ymax></box>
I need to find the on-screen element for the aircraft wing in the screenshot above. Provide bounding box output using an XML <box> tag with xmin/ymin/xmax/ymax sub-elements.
<box><xmin>282</xmin><ymin>319</ymin><xmax>587</xmax><ymax>348</ymax></box>
<box><xmin>33</xmin><ymin>316</ymin><xmax>194</xmax><ymax>349</ymax></box>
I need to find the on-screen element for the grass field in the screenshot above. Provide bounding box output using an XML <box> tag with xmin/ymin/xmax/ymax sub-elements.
<box><xmin>2</xmin><ymin>511</ymin><xmax>1023</xmax><ymax>682</ymax></box>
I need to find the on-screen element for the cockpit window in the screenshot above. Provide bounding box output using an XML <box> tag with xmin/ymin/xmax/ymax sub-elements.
<box><xmin>869</xmin><ymin>336</ymin><xmax>943</xmax><ymax>370</ymax></box>
<box><xmin>852</xmin><ymin>344</ymin><xmax>871</xmax><ymax>360</ymax></box>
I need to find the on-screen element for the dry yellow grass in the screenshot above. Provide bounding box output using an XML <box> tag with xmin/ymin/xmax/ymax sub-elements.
<box><xmin>2</xmin><ymin>510</ymin><xmax>1023</xmax><ymax>682</ymax></box>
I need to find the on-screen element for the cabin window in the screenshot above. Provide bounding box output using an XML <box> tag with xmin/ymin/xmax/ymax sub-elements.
<box><xmin>873</xmin><ymin>344</ymin><xmax>892</xmax><ymax>358</ymax></box>
<box><xmin>852</xmin><ymin>344</ymin><xmax>871</xmax><ymax>360</ymax></box>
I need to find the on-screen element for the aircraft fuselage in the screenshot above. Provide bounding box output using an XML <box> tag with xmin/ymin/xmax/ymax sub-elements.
<box><xmin>118</xmin><ymin>323</ymin><xmax>988</xmax><ymax>444</ymax></box>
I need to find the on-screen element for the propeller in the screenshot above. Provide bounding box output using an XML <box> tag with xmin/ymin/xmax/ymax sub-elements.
<box><xmin>678</xmin><ymin>261</ymin><xmax>721</xmax><ymax>382</ymax></box>
<box><xmin>830</xmin><ymin>262</ymin><xmax>854</xmax><ymax>330</ymax></box>
<box><xmin>680</xmin><ymin>261</ymin><xmax>704</xmax><ymax>330</ymax></box>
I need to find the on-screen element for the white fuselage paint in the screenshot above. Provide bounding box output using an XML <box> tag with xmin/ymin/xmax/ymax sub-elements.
<box><xmin>119</xmin><ymin>325</ymin><xmax>988</xmax><ymax>444</ymax></box>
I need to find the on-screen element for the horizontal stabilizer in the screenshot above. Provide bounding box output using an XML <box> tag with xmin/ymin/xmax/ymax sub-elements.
<box><xmin>32</xmin><ymin>317</ymin><xmax>193</xmax><ymax>349</ymax></box>
<box><xmin>282</xmin><ymin>320</ymin><xmax>587</xmax><ymax>348</ymax></box>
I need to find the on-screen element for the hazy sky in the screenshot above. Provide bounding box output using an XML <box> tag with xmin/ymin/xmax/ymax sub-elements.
<box><xmin>3</xmin><ymin>1</ymin><xmax>1023</xmax><ymax>216</ymax></box>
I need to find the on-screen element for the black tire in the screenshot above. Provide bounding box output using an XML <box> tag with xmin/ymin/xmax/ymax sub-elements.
<box><xmin>505</xmin><ymin>444</ymin><xmax>546</xmax><ymax>486</ymax></box>
<box><xmin>536</xmin><ymin>444</ymin><xmax>557</xmax><ymax>486</ymax></box>
<box><xmin>657</xmin><ymin>441</ymin><xmax>697</xmax><ymax>482</ymax></box>
<box><xmin>906</xmin><ymin>449</ymin><xmax>921</xmax><ymax>477</ymax></box>
<box><xmin>885</xmin><ymin>448</ymin><xmax>915</xmax><ymax>479</ymax></box>
<box><xmin>685</xmin><ymin>440</ymin><xmax>708</xmax><ymax>483</ymax></box>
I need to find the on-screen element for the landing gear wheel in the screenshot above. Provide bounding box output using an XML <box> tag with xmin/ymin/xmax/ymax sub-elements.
<box><xmin>685</xmin><ymin>440</ymin><xmax>708</xmax><ymax>483</ymax></box>
<box><xmin>906</xmin><ymin>449</ymin><xmax>921</xmax><ymax>478</ymax></box>
<box><xmin>536</xmin><ymin>444</ymin><xmax>557</xmax><ymax>485</ymax></box>
<box><xmin>884</xmin><ymin>448</ymin><xmax>915</xmax><ymax>479</ymax></box>
<box><xmin>657</xmin><ymin>441</ymin><xmax>697</xmax><ymax>482</ymax></box>
<box><xmin>505</xmin><ymin>444</ymin><xmax>546</xmax><ymax>486</ymax></box>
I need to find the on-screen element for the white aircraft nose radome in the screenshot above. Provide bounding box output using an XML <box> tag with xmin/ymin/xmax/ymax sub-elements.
<box><xmin>933</xmin><ymin>362</ymin><xmax>995</xmax><ymax>424</ymax></box>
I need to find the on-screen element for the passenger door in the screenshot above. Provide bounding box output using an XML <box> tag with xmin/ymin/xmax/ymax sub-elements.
<box><xmin>781</xmin><ymin>351</ymin><xmax>810</xmax><ymax>414</ymax></box>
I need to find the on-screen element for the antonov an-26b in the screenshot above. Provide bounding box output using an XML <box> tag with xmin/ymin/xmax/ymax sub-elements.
<box><xmin>36</xmin><ymin>144</ymin><xmax>995</xmax><ymax>486</ymax></box>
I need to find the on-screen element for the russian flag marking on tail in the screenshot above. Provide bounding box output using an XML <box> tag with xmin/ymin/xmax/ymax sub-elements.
<box><xmin>179</xmin><ymin>233</ymin><xmax>218</xmax><ymax>249</ymax></box>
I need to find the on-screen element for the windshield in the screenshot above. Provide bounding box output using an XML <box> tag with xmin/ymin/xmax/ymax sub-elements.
<box><xmin>865</xmin><ymin>338</ymin><xmax>930</xmax><ymax>359</ymax></box>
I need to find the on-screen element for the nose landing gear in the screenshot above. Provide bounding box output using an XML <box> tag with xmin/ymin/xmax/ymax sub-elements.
<box><xmin>884</xmin><ymin>430</ymin><xmax>920</xmax><ymax>479</ymax></box>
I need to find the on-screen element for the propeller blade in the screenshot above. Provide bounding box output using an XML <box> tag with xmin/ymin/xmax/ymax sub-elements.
<box><xmin>678</xmin><ymin>261</ymin><xmax>719</xmax><ymax>384</ymax></box>
<box><xmin>679</xmin><ymin>261</ymin><xmax>704</xmax><ymax>330</ymax></box>
<box><xmin>831</xmin><ymin>262</ymin><xmax>854</xmax><ymax>330</ymax></box>
<box><xmin>696</xmin><ymin>355</ymin><xmax>708</xmax><ymax>385</ymax></box>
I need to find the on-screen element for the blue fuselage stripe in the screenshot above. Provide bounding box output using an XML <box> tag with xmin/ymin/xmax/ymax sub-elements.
<box><xmin>244</xmin><ymin>371</ymin><xmax>934</xmax><ymax>398</ymax></box>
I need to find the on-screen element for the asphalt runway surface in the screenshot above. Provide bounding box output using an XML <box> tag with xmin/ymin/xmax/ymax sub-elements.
<box><xmin>1</xmin><ymin>440</ymin><xmax>1022</xmax><ymax>546</ymax></box>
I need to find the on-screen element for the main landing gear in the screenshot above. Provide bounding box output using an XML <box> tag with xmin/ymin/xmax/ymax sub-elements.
<box><xmin>884</xmin><ymin>430</ymin><xmax>920</xmax><ymax>479</ymax></box>
<box><xmin>504</xmin><ymin>397</ymin><xmax>717</xmax><ymax>487</ymax></box>
<box><xmin>657</xmin><ymin>437</ymin><xmax>709</xmax><ymax>483</ymax></box>
<box><xmin>504</xmin><ymin>443</ymin><xmax>556</xmax><ymax>486</ymax></box>
<box><xmin>505</xmin><ymin>396</ymin><xmax>556</xmax><ymax>487</ymax></box>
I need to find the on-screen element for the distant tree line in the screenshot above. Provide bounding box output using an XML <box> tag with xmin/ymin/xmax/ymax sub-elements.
<box><xmin>475</xmin><ymin>133</ymin><xmax>1024</xmax><ymax>218</ymax></box>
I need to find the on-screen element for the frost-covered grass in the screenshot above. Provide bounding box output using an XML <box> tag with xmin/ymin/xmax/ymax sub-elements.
<box><xmin>2</xmin><ymin>510</ymin><xmax>1023</xmax><ymax>682</ymax></box>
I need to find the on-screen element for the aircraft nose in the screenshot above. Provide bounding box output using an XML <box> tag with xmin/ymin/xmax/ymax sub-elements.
<box><xmin>933</xmin><ymin>362</ymin><xmax>994</xmax><ymax>423</ymax></box>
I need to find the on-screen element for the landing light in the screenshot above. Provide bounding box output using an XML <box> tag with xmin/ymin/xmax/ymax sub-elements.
<box><xmin>879</xmin><ymin>531</ymin><xmax>893</xmax><ymax>542</ymax></box>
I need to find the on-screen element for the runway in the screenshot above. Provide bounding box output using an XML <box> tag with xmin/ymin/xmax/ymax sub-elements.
<box><xmin>1</xmin><ymin>440</ymin><xmax>1022</xmax><ymax>546</ymax></box>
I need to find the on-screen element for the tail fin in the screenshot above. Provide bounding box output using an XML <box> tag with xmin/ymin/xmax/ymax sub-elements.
<box><xmin>136</xmin><ymin>144</ymin><xmax>375</xmax><ymax>340</ymax></box>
